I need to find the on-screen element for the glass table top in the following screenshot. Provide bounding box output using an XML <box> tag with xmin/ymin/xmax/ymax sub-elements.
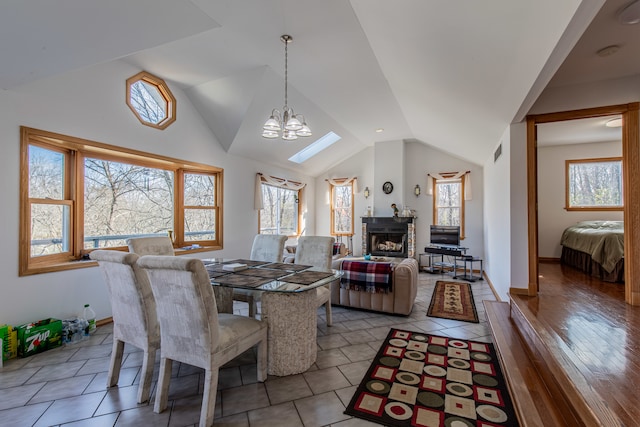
<box><xmin>201</xmin><ymin>258</ymin><xmax>341</xmax><ymax>293</ymax></box>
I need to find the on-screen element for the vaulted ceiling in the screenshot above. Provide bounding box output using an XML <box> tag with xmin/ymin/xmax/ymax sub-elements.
<box><xmin>3</xmin><ymin>0</ymin><xmax>638</xmax><ymax>176</ymax></box>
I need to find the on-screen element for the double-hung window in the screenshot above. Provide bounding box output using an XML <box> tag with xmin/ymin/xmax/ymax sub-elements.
<box><xmin>258</xmin><ymin>175</ymin><xmax>302</xmax><ymax>236</ymax></box>
<box><xmin>20</xmin><ymin>127</ymin><xmax>223</xmax><ymax>275</ymax></box>
<box><xmin>432</xmin><ymin>172</ymin><xmax>468</xmax><ymax>239</ymax></box>
<box><xmin>329</xmin><ymin>180</ymin><xmax>354</xmax><ymax>236</ymax></box>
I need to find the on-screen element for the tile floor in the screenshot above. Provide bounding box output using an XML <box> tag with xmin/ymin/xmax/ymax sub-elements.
<box><xmin>0</xmin><ymin>272</ymin><xmax>497</xmax><ymax>427</ymax></box>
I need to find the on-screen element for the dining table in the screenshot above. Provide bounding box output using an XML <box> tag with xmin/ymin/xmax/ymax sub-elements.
<box><xmin>201</xmin><ymin>258</ymin><xmax>341</xmax><ymax>376</ymax></box>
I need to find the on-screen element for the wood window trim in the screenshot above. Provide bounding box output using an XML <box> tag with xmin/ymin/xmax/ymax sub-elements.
<box><xmin>564</xmin><ymin>156</ymin><xmax>623</xmax><ymax>211</ymax></box>
<box><xmin>20</xmin><ymin>127</ymin><xmax>223</xmax><ymax>276</ymax></box>
<box><xmin>329</xmin><ymin>180</ymin><xmax>354</xmax><ymax>237</ymax></box>
<box><xmin>432</xmin><ymin>175</ymin><xmax>466</xmax><ymax>240</ymax></box>
<box><xmin>126</xmin><ymin>71</ymin><xmax>176</xmax><ymax>130</ymax></box>
<box><xmin>257</xmin><ymin>175</ymin><xmax>303</xmax><ymax>237</ymax></box>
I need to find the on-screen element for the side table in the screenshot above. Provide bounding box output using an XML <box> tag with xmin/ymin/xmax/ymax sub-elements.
<box><xmin>453</xmin><ymin>256</ymin><xmax>483</xmax><ymax>282</ymax></box>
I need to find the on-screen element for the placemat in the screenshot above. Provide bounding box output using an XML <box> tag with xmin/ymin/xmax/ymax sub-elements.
<box><xmin>204</xmin><ymin>263</ymin><xmax>229</xmax><ymax>273</ymax></box>
<box><xmin>211</xmin><ymin>274</ymin><xmax>272</xmax><ymax>288</ymax></box>
<box><xmin>260</xmin><ymin>262</ymin><xmax>311</xmax><ymax>272</ymax></box>
<box><xmin>224</xmin><ymin>259</ymin><xmax>271</xmax><ymax>267</ymax></box>
<box><xmin>280</xmin><ymin>270</ymin><xmax>335</xmax><ymax>285</ymax></box>
<box><xmin>235</xmin><ymin>268</ymin><xmax>290</xmax><ymax>280</ymax></box>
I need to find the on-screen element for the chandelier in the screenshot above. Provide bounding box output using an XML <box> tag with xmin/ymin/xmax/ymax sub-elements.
<box><xmin>262</xmin><ymin>35</ymin><xmax>312</xmax><ymax>140</ymax></box>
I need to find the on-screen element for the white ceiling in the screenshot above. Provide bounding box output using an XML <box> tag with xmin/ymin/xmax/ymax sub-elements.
<box><xmin>2</xmin><ymin>0</ymin><xmax>638</xmax><ymax>176</ymax></box>
<box><xmin>537</xmin><ymin>116</ymin><xmax>622</xmax><ymax>146</ymax></box>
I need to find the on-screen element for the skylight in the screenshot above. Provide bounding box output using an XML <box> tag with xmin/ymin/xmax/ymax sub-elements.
<box><xmin>288</xmin><ymin>131</ymin><xmax>341</xmax><ymax>164</ymax></box>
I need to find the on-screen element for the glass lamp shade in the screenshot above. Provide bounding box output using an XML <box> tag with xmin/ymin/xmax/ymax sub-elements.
<box><xmin>263</xmin><ymin>116</ymin><xmax>281</xmax><ymax>131</ymax></box>
<box><xmin>285</xmin><ymin>115</ymin><xmax>302</xmax><ymax>131</ymax></box>
<box><xmin>296</xmin><ymin>124</ymin><xmax>312</xmax><ymax>137</ymax></box>
<box><xmin>282</xmin><ymin>129</ymin><xmax>298</xmax><ymax>140</ymax></box>
<box><xmin>262</xmin><ymin>129</ymin><xmax>279</xmax><ymax>139</ymax></box>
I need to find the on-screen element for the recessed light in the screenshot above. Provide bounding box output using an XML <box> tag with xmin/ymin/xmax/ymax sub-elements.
<box><xmin>375</xmin><ymin>128</ymin><xmax>384</xmax><ymax>133</ymax></box>
<box><xmin>605</xmin><ymin>118</ymin><xmax>623</xmax><ymax>128</ymax></box>
<box><xmin>618</xmin><ymin>0</ymin><xmax>640</xmax><ymax>24</ymax></box>
<box><xmin>596</xmin><ymin>45</ymin><xmax>620</xmax><ymax>57</ymax></box>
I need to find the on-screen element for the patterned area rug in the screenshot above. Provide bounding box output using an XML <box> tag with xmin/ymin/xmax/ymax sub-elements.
<box><xmin>345</xmin><ymin>329</ymin><xmax>519</xmax><ymax>426</ymax></box>
<box><xmin>427</xmin><ymin>281</ymin><xmax>479</xmax><ymax>323</ymax></box>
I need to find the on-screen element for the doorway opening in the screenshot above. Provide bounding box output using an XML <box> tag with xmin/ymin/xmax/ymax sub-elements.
<box><xmin>526</xmin><ymin>103</ymin><xmax>640</xmax><ymax>305</ymax></box>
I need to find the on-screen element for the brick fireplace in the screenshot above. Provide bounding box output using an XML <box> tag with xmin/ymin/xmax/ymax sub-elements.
<box><xmin>362</xmin><ymin>217</ymin><xmax>415</xmax><ymax>259</ymax></box>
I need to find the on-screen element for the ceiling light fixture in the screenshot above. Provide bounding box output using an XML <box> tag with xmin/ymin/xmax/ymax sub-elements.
<box><xmin>606</xmin><ymin>118</ymin><xmax>623</xmax><ymax>128</ymax></box>
<box><xmin>596</xmin><ymin>45</ymin><xmax>620</xmax><ymax>57</ymax></box>
<box><xmin>618</xmin><ymin>0</ymin><xmax>640</xmax><ymax>24</ymax></box>
<box><xmin>262</xmin><ymin>35</ymin><xmax>311</xmax><ymax>141</ymax></box>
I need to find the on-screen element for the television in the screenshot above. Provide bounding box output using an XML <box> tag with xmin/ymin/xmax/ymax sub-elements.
<box><xmin>430</xmin><ymin>225</ymin><xmax>460</xmax><ymax>247</ymax></box>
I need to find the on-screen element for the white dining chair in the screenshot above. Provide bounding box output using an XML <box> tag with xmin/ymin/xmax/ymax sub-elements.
<box><xmin>89</xmin><ymin>250</ymin><xmax>160</xmax><ymax>403</ymax></box>
<box><xmin>235</xmin><ymin>234</ymin><xmax>288</xmax><ymax>317</ymax></box>
<box><xmin>294</xmin><ymin>236</ymin><xmax>335</xmax><ymax>326</ymax></box>
<box><xmin>126</xmin><ymin>236</ymin><xmax>175</xmax><ymax>256</ymax></box>
<box><xmin>138</xmin><ymin>255</ymin><xmax>267</xmax><ymax>427</ymax></box>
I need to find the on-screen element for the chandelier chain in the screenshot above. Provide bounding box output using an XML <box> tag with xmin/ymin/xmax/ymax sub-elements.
<box><xmin>284</xmin><ymin>38</ymin><xmax>288</xmax><ymax>108</ymax></box>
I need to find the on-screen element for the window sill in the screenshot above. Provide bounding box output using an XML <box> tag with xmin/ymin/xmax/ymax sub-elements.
<box><xmin>20</xmin><ymin>245</ymin><xmax>222</xmax><ymax>276</ymax></box>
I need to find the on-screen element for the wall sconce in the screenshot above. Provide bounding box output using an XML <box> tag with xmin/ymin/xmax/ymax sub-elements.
<box><xmin>414</xmin><ymin>184</ymin><xmax>421</xmax><ymax>197</ymax></box>
<box><xmin>364</xmin><ymin>187</ymin><xmax>370</xmax><ymax>198</ymax></box>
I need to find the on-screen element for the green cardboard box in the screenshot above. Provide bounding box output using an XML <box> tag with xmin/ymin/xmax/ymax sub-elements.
<box><xmin>0</xmin><ymin>324</ymin><xmax>18</xmax><ymax>361</ymax></box>
<box><xmin>16</xmin><ymin>318</ymin><xmax>63</xmax><ymax>357</ymax></box>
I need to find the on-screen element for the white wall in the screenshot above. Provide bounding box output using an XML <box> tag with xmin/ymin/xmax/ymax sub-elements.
<box><xmin>373</xmin><ymin>140</ymin><xmax>406</xmax><ymax>216</ymax></box>
<box><xmin>314</xmin><ymin>147</ymin><xmax>374</xmax><ymax>255</ymax></box>
<box><xmin>317</xmin><ymin>140</ymin><xmax>484</xmax><ymax>262</ymax></box>
<box><xmin>538</xmin><ymin>140</ymin><xmax>622</xmax><ymax>258</ymax></box>
<box><xmin>509</xmin><ymin>123</ymin><xmax>530</xmax><ymax>290</ymax></box>
<box><xmin>483</xmin><ymin>127</ymin><xmax>513</xmax><ymax>301</ymax></box>
<box><xmin>0</xmin><ymin>60</ymin><xmax>313</xmax><ymax>326</ymax></box>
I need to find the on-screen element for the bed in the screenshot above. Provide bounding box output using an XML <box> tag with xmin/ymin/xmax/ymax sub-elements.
<box><xmin>560</xmin><ymin>220</ymin><xmax>624</xmax><ymax>282</ymax></box>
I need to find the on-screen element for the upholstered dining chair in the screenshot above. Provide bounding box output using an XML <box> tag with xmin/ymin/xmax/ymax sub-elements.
<box><xmin>137</xmin><ymin>255</ymin><xmax>267</xmax><ymax>427</ymax></box>
<box><xmin>294</xmin><ymin>235</ymin><xmax>336</xmax><ymax>326</ymax></box>
<box><xmin>250</xmin><ymin>234</ymin><xmax>288</xmax><ymax>262</ymax></box>
<box><xmin>236</xmin><ymin>234</ymin><xmax>288</xmax><ymax>317</ymax></box>
<box><xmin>89</xmin><ymin>250</ymin><xmax>160</xmax><ymax>404</ymax></box>
<box><xmin>126</xmin><ymin>235</ymin><xmax>175</xmax><ymax>256</ymax></box>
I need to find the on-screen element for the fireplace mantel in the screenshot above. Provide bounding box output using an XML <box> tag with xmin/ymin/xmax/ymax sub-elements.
<box><xmin>362</xmin><ymin>217</ymin><xmax>416</xmax><ymax>258</ymax></box>
<box><xmin>361</xmin><ymin>216</ymin><xmax>415</xmax><ymax>225</ymax></box>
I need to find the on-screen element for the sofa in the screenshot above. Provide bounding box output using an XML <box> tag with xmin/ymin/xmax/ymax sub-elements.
<box><xmin>330</xmin><ymin>258</ymin><xmax>418</xmax><ymax>315</ymax></box>
<box><xmin>284</xmin><ymin>241</ymin><xmax>347</xmax><ymax>263</ymax></box>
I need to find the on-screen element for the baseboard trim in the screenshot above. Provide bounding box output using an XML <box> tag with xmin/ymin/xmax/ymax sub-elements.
<box><xmin>96</xmin><ymin>317</ymin><xmax>113</xmax><ymax>327</ymax></box>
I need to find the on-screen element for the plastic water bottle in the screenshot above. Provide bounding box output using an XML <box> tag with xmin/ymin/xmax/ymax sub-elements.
<box><xmin>83</xmin><ymin>304</ymin><xmax>96</xmax><ymax>335</ymax></box>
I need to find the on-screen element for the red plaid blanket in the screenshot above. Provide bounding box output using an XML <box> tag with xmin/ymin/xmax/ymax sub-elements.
<box><xmin>340</xmin><ymin>260</ymin><xmax>393</xmax><ymax>293</ymax></box>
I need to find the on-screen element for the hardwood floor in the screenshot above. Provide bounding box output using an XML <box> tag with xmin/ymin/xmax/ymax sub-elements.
<box><xmin>510</xmin><ymin>262</ymin><xmax>638</xmax><ymax>426</ymax></box>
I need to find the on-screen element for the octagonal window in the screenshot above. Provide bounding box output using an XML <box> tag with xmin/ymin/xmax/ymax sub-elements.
<box><xmin>126</xmin><ymin>71</ymin><xmax>176</xmax><ymax>130</ymax></box>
